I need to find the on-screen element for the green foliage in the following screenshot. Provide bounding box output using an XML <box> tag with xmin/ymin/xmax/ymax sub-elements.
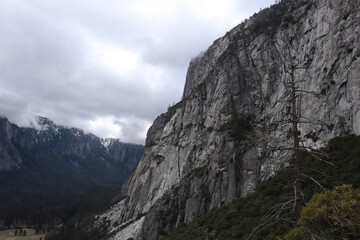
<box><xmin>303</xmin><ymin>135</ymin><xmax>360</xmax><ymax>190</ymax></box>
<box><xmin>249</xmin><ymin>1</ymin><xmax>301</xmax><ymax>36</ymax></box>
<box><xmin>247</xmin><ymin>0</ymin><xmax>314</xmax><ymax>36</ymax></box>
<box><xmin>285</xmin><ymin>185</ymin><xmax>360</xmax><ymax>240</ymax></box>
<box><xmin>250</xmin><ymin>13</ymin><xmax>283</xmax><ymax>35</ymax></box>
<box><xmin>0</xmin><ymin>128</ymin><xmax>142</xmax><ymax>229</ymax></box>
<box><xmin>162</xmin><ymin>168</ymin><xmax>295</xmax><ymax>240</ymax></box>
<box><xmin>162</xmin><ymin>135</ymin><xmax>360</xmax><ymax>240</ymax></box>
<box><xmin>284</xmin><ymin>227</ymin><xmax>307</xmax><ymax>240</ymax></box>
<box><xmin>304</xmin><ymin>131</ymin><xmax>319</xmax><ymax>142</ymax></box>
<box><xmin>0</xmin><ymin>186</ymin><xmax>120</xmax><ymax>229</ymax></box>
<box><xmin>163</xmin><ymin>99</ymin><xmax>185</xmax><ymax>123</ymax></box>
<box><xmin>44</xmin><ymin>221</ymin><xmax>107</xmax><ymax>240</ymax></box>
<box><xmin>220</xmin><ymin>115</ymin><xmax>253</xmax><ymax>141</ymax></box>
<box><xmin>185</xmin><ymin>166</ymin><xmax>209</xmax><ymax>179</ymax></box>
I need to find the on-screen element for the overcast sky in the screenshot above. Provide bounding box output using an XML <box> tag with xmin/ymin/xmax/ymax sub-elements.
<box><xmin>0</xmin><ymin>0</ymin><xmax>274</xmax><ymax>144</ymax></box>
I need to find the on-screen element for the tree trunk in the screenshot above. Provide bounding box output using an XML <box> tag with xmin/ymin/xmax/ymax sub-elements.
<box><xmin>290</xmin><ymin>66</ymin><xmax>302</xmax><ymax>221</ymax></box>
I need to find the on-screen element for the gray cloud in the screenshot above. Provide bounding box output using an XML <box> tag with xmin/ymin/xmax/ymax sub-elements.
<box><xmin>0</xmin><ymin>0</ymin><xmax>273</xmax><ymax>144</ymax></box>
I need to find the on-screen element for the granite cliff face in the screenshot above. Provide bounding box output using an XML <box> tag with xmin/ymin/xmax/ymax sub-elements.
<box><xmin>100</xmin><ymin>0</ymin><xmax>360</xmax><ymax>239</ymax></box>
<box><xmin>0</xmin><ymin>116</ymin><xmax>144</xmax><ymax>189</ymax></box>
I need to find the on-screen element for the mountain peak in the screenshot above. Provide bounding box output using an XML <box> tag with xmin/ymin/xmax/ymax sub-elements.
<box><xmin>33</xmin><ymin>116</ymin><xmax>61</xmax><ymax>132</ymax></box>
<box><xmin>36</xmin><ymin>116</ymin><xmax>55</xmax><ymax>126</ymax></box>
<box><xmin>0</xmin><ymin>117</ymin><xmax>144</xmax><ymax>173</ymax></box>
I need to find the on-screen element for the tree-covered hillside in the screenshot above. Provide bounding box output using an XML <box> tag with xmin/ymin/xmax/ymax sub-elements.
<box><xmin>161</xmin><ymin>135</ymin><xmax>360</xmax><ymax>240</ymax></box>
<box><xmin>0</xmin><ymin>117</ymin><xmax>144</xmax><ymax>231</ymax></box>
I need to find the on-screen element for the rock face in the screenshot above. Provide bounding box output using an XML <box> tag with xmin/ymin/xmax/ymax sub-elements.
<box><xmin>100</xmin><ymin>0</ymin><xmax>360</xmax><ymax>239</ymax></box>
<box><xmin>0</xmin><ymin>116</ymin><xmax>144</xmax><ymax>189</ymax></box>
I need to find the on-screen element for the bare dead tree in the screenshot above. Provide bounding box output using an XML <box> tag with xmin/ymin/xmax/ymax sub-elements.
<box><xmin>277</xmin><ymin>34</ymin><xmax>338</xmax><ymax>220</ymax></box>
<box><xmin>246</xmin><ymin>35</ymin><xmax>335</xmax><ymax>239</ymax></box>
<box><xmin>281</xmin><ymin>47</ymin><xmax>303</xmax><ymax>220</ymax></box>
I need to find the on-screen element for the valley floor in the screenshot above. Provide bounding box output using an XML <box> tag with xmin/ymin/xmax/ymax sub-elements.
<box><xmin>0</xmin><ymin>229</ymin><xmax>45</xmax><ymax>240</ymax></box>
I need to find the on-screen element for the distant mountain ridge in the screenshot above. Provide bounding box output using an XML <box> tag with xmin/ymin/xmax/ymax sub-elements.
<box><xmin>0</xmin><ymin>116</ymin><xmax>144</xmax><ymax>189</ymax></box>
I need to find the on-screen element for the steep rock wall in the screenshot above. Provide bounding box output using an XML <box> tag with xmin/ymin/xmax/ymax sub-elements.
<box><xmin>100</xmin><ymin>0</ymin><xmax>360</xmax><ymax>239</ymax></box>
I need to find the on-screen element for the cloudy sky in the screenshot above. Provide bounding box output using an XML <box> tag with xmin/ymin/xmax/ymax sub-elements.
<box><xmin>0</xmin><ymin>0</ymin><xmax>274</xmax><ymax>144</ymax></box>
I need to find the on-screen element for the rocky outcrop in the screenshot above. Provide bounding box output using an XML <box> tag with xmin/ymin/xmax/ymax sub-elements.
<box><xmin>100</xmin><ymin>0</ymin><xmax>360</xmax><ymax>239</ymax></box>
<box><xmin>0</xmin><ymin>117</ymin><xmax>144</xmax><ymax>188</ymax></box>
<box><xmin>0</xmin><ymin>118</ymin><xmax>23</xmax><ymax>170</ymax></box>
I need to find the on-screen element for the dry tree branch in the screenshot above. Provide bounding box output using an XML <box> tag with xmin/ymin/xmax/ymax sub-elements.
<box><xmin>300</xmin><ymin>174</ymin><xmax>325</xmax><ymax>190</ymax></box>
<box><xmin>307</xmin><ymin>168</ymin><xmax>329</xmax><ymax>177</ymax></box>
<box><xmin>245</xmin><ymin>199</ymin><xmax>295</xmax><ymax>240</ymax></box>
